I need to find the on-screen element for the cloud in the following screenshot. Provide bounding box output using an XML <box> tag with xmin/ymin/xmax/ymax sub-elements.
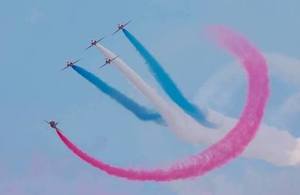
<box><xmin>168</xmin><ymin>165</ymin><xmax>300</xmax><ymax>195</ymax></box>
<box><xmin>265</xmin><ymin>53</ymin><xmax>300</xmax><ymax>86</ymax></box>
<box><xmin>0</xmin><ymin>153</ymin><xmax>132</xmax><ymax>195</ymax></box>
<box><xmin>194</xmin><ymin>62</ymin><xmax>244</xmax><ymax>112</ymax></box>
<box><xmin>278</xmin><ymin>93</ymin><xmax>300</xmax><ymax>119</ymax></box>
<box><xmin>192</xmin><ymin>53</ymin><xmax>300</xmax><ymax>166</ymax></box>
<box><xmin>195</xmin><ymin>53</ymin><xmax>300</xmax><ymax>112</ymax></box>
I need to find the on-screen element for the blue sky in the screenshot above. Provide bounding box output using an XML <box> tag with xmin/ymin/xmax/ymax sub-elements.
<box><xmin>1</xmin><ymin>0</ymin><xmax>300</xmax><ymax>194</ymax></box>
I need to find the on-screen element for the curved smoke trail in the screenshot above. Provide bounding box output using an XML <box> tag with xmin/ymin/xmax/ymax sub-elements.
<box><xmin>122</xmin><ymin>29</ymin><xmax>215</xmax><ymax>128</ymax></box>
<box><xmin>55</xmin><ymin>26</ymin><xmax>269</xmax><ymax>181</ymax></box>
<box><xmin>72</xmin><ymin>65</ymin><xmax>164</xmax><ymax>125</ymax></box>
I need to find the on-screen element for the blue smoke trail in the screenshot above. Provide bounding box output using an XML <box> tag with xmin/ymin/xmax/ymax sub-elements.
<box><xmin>122</xmin><ymin>29</ymin><xmax>215</xmax><ymax>128</ymax></box>
<box><xmin>72</xmin><ymin>65</ymin><xmax>164</xmax><ymax>125</ymax></box>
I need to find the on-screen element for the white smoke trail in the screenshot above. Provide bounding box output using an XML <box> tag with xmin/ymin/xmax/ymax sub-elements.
<box><xmin>95</xmin><ymin>44</ymin><xmax>300</xmax><ymax>166</ymax></box>
<box><xmin>95</xmin><ymin>43</ymin><xmax>218</xmax><ymax>145</ymax></box>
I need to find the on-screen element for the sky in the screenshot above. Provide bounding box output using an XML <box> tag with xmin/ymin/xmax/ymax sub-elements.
<box><xmin>1</xmin><ymin>0</ymin><xmax>300</xmax><ymax>194</ymax></box>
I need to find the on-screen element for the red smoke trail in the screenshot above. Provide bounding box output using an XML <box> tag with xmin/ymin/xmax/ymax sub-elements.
<box><xmin>55</xmin><ymin>26</ymin><xmax>269</xmax><ymax>181</ymax></box>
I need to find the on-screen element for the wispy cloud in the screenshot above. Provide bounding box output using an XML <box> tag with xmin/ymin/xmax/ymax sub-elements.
<box><xmin>278</xmin><ymin>93</ymin><xmax>300</xmax><ymax>118</ymax></box>
<box><xmin>194</xmin><ymin>53</ymin><xmax>300</xmax><ymax>166</ymax></box>
<box><xmin>0</xmin><ymin>153</ymin><xmax>132</xmax><ymax>195</ymax></box>
<box><xmin>168</xmin><ymin>165</ymin><xmax>300</xmax><ymax>195</ymax></box>
<box><xmin>265</xmin><ymin>53</ymin><xmax>300</xmax><ymax>86</ymax></box>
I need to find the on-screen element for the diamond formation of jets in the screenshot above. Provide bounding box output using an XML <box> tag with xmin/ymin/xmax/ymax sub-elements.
<box><xmin>54</xmin><ymin>21</ymin><xmax>132</xmax><ymax>133</ymax></box>
<box><xmin>63</xmin><ymin>20</ymin><xmax>131</xmax><ymax>71</ymax></box>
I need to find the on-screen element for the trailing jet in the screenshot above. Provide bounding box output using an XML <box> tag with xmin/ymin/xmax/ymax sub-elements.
<box><xmin>45</xmin><ymin>120</ymin><xmax>58</xmax><ymax>129</ymax></box>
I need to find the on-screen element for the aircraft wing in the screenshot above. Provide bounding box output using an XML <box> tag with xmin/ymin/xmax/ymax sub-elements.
<box><xmin>85</xmin><ymin>45</ymin><xmax>93</xmax><ymax>50</ymax></box>
<box><xmin>99</xmin><ymin>63</ymin><xmax>108</xmax><ymax>69</ymax></box>
<box><xmin>97</xmin><ymin>37</ymin><xmax>105</xmax><ymax>43</ymax></box>
<box><xmin>111</xmin><ymin>56</ymin><xmax>119</xmax><ymax>62</ymax></box>
<box><xmin>73</xmin><ymin>59</ymin><xmax>81</xmax><ymax>64</ymax></box>
<box><xmin>61</xmin><ymin>66</ymin><xmax>68</xmax><ymax>71</ymax></box>
<box><xmin>124</xmin><ymin>20</ymin><xmax>132</xmax><ymax>27</ymax></box>
<box><xmin>112</xmin><ymin>29</ymin><xmax>120</xmax><ymax>35</ymax></box>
